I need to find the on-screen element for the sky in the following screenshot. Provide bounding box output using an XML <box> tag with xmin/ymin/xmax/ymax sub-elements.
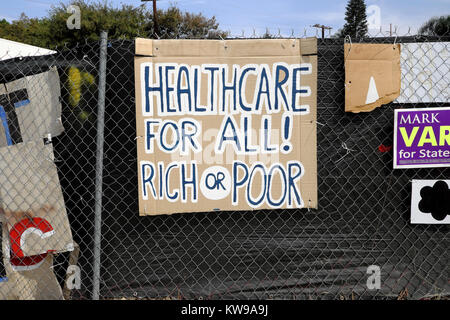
<box><xmin>1</xmin><ymin>0</ymin><xmax>450</xmax><ymax>36</ymax></box>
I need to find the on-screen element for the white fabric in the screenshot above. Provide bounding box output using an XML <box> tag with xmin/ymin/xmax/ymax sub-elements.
<box><xmin>0</xmin><ymin>38</ymin><xmax>56</xmax><ymax>61</ymax></box>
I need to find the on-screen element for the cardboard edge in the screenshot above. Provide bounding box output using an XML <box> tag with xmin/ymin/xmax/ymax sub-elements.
<box><xmin>299</xmin><ymin>48</ymin><xmax>318</xmax><ymax>209</ymax></box>
<box><xmin>135</xmin><ymin>38</ymin><xmax>154</xmax><ymax>56</ymax></box>
<box><xmin>300</xmin><ymin>37</ymin><xmax>318</xmax><ymax>56</ymax></box>
<box><xmin>136</xmin><ymin>38</ymin><xmax>318</xmax><ymax>57</ymax></box>
<box><xmin>346</xmin><ymin>90</ymin><xmax>401</xmax><ymax>113</ymax></box>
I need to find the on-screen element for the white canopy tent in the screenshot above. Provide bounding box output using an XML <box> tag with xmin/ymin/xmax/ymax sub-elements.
<box><xmin>0</xmin><ymin>38</ymin><xmax>56</xmax><ymax>61</ymax></box>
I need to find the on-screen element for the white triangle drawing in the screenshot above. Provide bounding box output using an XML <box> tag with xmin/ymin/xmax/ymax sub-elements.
<box><xmin>365</xmin><ymin>76</ymin><xmax>380</xmax><ymax>104</ymax></box>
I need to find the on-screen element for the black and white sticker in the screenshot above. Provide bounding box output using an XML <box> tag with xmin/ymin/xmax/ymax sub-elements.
<box><xmin>411</xmin><ymin>180</ymin><xmax>450</xmax><ymax>224</ymax></box>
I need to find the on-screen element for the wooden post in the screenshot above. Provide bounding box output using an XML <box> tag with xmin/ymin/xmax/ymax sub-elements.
<box><xmin>142</xmin><ymin>0</ymin><xmax>159</xmax><ymax>37</ymax></box>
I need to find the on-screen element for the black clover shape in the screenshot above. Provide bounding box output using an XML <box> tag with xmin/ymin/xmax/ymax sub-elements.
<box><xmin>418</xmin><ymin>180</ymin><xmax>450</xmax><ymax>221</ymax></box>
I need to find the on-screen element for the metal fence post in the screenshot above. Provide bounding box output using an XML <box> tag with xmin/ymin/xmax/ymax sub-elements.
<box><xmin>92</xmin><ymin>30</ymin><xmax>108</xmax><ymax>300</ymax></box>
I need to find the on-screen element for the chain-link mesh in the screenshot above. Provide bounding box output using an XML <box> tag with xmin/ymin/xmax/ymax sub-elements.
<box><xmin>0</xmin><ymin>31</ymin><xmax>448</xmax><ymax>300</ymax></box>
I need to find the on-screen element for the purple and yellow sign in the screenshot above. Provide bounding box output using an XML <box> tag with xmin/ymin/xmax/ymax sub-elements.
<box><xmin>394</xmin><ymin>107</ymin><xmax>450</xmax><ymax>169</ymax></box>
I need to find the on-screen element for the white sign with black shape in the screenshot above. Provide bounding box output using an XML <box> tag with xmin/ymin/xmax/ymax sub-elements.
<box><xmin>411</xmin><ymin>180</ymin><xmax>450</xmax><ymax>224</ymax></box>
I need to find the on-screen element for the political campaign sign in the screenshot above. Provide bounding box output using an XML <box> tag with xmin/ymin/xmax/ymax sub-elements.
<box><xmin>394</xmin><ymin>107</ymin><xmax>450</xmax><ymax>169</ymax></box>
<box><xmin>135</xmin><ymin>38</ymin><xmax>318</xmax><ymax>215</ymax></box>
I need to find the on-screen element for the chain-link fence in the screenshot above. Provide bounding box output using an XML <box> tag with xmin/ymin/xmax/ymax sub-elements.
<box><xmin>0</xmin><ymin>31</ymin><xmax>448</xmax><ymax>300</ymax></box>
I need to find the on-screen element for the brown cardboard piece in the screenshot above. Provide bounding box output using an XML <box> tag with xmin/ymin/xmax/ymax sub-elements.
<box><xmin>135</xmin><ymin>38</ymin><xmax>318</xmax><ymax>215</ymax></box>
<box><xmin>0</xmin><ymin>67</ymin><xmax>64</xmax><ymax>147</ymax></box>
<box><xmin>344</xmin><ymin>43</ymin><xmax>401</xmax><ymax>113</ymax></box>
<box><xmin>0</xmin><ymin>141</ymin><xmax>73</xmax><ymax>258</ymax></box>
<box><xmin>0</xmin><ymin>224</ymin><xmax>63</xmax><ymax>300</ymax></box>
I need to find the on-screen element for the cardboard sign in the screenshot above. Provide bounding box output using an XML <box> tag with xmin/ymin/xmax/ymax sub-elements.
<box><xmin>411</xmin><ymin>180</ymin><xmax>450</xmax><ymax>224</ymax></box>
<box><xmin>0</xmin><ymin>224</ymin><xmax>63</xmax><ymax>299</ymax></box>
<box><xmin>1</xmin><ymin>223</ymin><xmax>63</xmax><ymax>300</ymax></box>
<box><xmin>396</xmin><ymin>42</ymin><xmax>449</xmax><ymax>103</ymax></box>
<box><xmin>394</xmin><ymin>107</ymin><xmax>450</xmax><ymax>169</ymax></box>
<box><xmin>0</xmin><ymin>254</ymin><xmax>63</xmax><ymax>300</ymax></box>
<box><xmin>345</xmin><ymin>43</ymin><xmax>401</xmax><ymax>113</ymax></box>
<box><xmin>0</xmin><ymin>141</ymin><xmax>73</xmax><ymax>258</ymax></box>
<box><xmin>0</xmin><ymin>67</ymin><xmax>64</xmax><ymax>147</ymax></box>
<box><xmin>135</xmin><ymin>38</ymin><xmax>318</xmax><ymax>215</ymax></box>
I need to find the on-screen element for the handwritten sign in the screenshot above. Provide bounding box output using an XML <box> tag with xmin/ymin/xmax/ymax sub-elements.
<box><xmin>135</xmin><ymin>39</ymin><xmax>318</xmax><ymax>215</ymax></box>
